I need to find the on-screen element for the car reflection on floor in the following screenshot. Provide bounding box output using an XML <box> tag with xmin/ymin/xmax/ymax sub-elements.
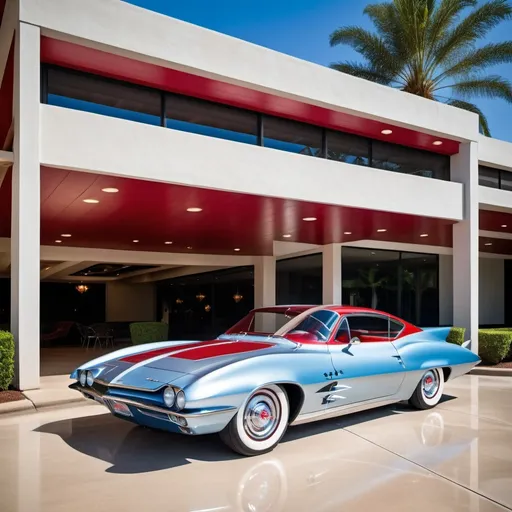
<box><xmin>32</xmin><ymin>401</ymin><xmax>479</xmax><ymax>512</ymax></box>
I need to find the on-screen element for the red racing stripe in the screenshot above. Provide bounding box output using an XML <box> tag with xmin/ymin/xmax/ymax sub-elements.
<box><xmin>172</xmin><ymin>341</ymin><xmax>273</xmax><ymax>360</ymax></box>
<box><xmin>120</xmin><ymin>340</ymin><xmax>222</xmax><ymax>364</ymax></box>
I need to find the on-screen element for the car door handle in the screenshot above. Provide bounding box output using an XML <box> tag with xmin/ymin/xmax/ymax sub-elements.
<box><xmin>392</xmin><ymin>355</ymin><xmax>405</xmax><ymax>367</ymax></box>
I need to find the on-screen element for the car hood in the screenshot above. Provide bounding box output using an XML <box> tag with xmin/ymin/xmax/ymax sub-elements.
<box><xmin>81</xmin><ymin>338</ymin><xmax>287</xmax><ymax>390</ymax></box>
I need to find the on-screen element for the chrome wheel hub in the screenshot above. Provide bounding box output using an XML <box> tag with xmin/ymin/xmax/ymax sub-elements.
<box><xmin>422</xmin><ymin>370</ymin><xmax>440</xmax><ymax>399</ymax></box>
<box><xmin>244</xmin><ymin>393</ymin><xmax>279</xmax><ymax>440</ymax></box>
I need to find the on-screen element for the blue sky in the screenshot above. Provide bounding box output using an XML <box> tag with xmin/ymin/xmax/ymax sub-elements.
<box><xmin>125</xmin><ymin>0</ymin><xmax>511</xmax><ymax>142</ymax></box>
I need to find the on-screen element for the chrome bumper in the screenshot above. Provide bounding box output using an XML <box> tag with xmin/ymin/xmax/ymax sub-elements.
<box><xmin>70</xmin><ymin>382</ymin><xmax>237</xmax><ymax>435</ymax></box>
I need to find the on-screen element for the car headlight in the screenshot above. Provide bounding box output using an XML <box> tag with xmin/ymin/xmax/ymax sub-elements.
<box><xmin>176</xmin><ymin>390</ymin><xmax>186</xmax><ymax>411</ymax></box>
<box><xmin>79</xmin><ymin>371</ymin><xmax>87</xmax><ymax>387</ymax></box>
<box><xmin>163</xmin><ymin>386</ymin><xmax>176</xmax><ymax>407</ymax></box>
<box><xmin>86</xmin><ymin>371</ymin><xmax>94</xmax><ymax>387</ymax></box>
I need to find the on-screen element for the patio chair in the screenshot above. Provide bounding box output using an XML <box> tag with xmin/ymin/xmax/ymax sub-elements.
<box><xmin>90</xmin><ymin>324</ymin><xmax>115</xmax><ymax>349</ymax></box>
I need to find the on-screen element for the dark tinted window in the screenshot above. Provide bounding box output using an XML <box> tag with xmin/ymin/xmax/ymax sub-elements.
<box><xmin>389</xmin><ymin>319</ymin><xmax>404</xmax><ymax>338</ymax></box>
<box><xmin>263</xmin><ymin>116</ymin><xmax>323</xmax><ymax>156</ymax></box>
<box><xmin>47</xmin><ymin>68</ymin><xmax>161</xmax><ymax>125</ymax></box>
<box><xmin>166</xmin><ymin>95</ymin><xmax>258</xmax><ymax>144</ymax></box>
<box><xmin>327</xmin><ymin>131</ymin><xmax>369</xmax><ymax>165</ymax></box>
<box><xmin>501</xmin><ymin>170</ymin><xmax>512</xmax><ymax>192</ymax></box>
<box><xmin>479</xmin><ymin>166</ymin><xmax>500</xmax><ymax>188</ymax></box>
<box><xmin>347</xmin><ymin>315</ymin><xmax>391</xmax><ymax>339</ymax></box>
<box><xmin>372</xmin><ymin>141</ymin><xmax>449</xmax><ymax>180</ymax></box>
<box><xmin>335</xmin><ymin>317</ymin><xmax>350</xmax><ymax>343</ymax></box>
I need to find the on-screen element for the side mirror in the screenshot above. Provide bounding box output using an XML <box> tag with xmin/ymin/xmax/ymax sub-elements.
<box><xmin>349</xmin><ymin>337</ymin><xmax>361</xmax><ymax>345</ymax></box>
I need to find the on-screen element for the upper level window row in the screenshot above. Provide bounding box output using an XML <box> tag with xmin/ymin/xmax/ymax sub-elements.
<box><xmin>479</xmin><ymin>165</ymin><xmax>512</xmax><ymax>191</ymax></box>
<box><xmin>42</xmin><ymin>66</ymin><xmax>450</xmax><ymax>181</ymax></box>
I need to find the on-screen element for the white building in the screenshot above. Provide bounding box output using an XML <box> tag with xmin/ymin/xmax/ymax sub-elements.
<box><xmin>0</xmin><ymin>0</ymin><xmax>511</xmax><ymax>390</ymax></box>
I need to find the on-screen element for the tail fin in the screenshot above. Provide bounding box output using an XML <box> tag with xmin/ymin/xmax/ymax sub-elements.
<box><xmin>418</xmin><ymin>327</ymin><xmax>452</xmax><ymax>342</ymax></box>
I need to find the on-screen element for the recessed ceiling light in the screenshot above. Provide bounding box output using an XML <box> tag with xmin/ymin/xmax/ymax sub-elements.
<box><xmin>187</xmin><ymin>207</ymin><xmax>202</xmax><ymax>213</ymax></box>
<box><xmin>420</xmin><ymin>233</ymin><xmax>429</xmax><ymax>237</ymax></box>
<box><xmin>344</xmin><ymin>231</ymin><xmax>352</xmax><ymax>235</ymax></box>
<box><xmin>101</xmin><ymin>188</ymin><xmax>119</xmax><ymax>193</ymax></box>
<box><xmin>371</xmin><ymin>251</ymin><xmax>376</xmax><ymax>255</ymax></box>
<box><xmin>282</xmin><ymin>234</ymin><xmax>292</xmax><ymax>238</ymax></box>
<box><xmin>83</xmin><ymin>198</ymin><xmax>99</xmax><ymax>204</ymax></box>
<box><xmin>485</xmin><ymin>242</ymin><xmax>493</xmax><ymax>246</ymax></box>
<box><xmin>501</xmin><ymin>224</ymin><xmax>508</xmax><ymax>228</ymax></box>
<box><xmin>302</xmin><ymin>217</ymin><xmax>317</xmax><ymax>222</ymax></box>
<box><xmin>165</xmin><ymin>241</ymin><xmax>173</xmax><ymax>245</ymax></box>
<box><xmin>432</xmin><ymin>140</ymin><xmax>443</xmax><ymax>146</ymax></box>
<box><xmin>381</xmin><ymin>129</ymin><xmax>393</xmax><ymax>135</ymax></box>
<box><xmin>61</xmin><ymin>234</ymin><xmax>72</xmax><ymax>238</ymax></box>
<box><xmin>377</xmin><ymin>228</ymin><xmax>387</xmax><ymax>233</ymax></box>
<box><xmin>187</xmin><ymin>246</ymin><xmax>192</xmax><ymax>249</ymax></box>
<box><xmin>132</xmin><ymin>240</ymin><xmax>139</xmax><ymax>243</ymax></box>
<box><xmin>55</xmin><ymin>240</ymin><xmax>62</xmax><ymax>243</ymax></box>
<box><xmin>234</xmin><ymin>248</ymin><xmax>241</xmax><ymax>252</ymax></box>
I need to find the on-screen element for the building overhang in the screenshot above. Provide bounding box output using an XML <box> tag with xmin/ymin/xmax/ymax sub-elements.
<box><xmin>19</xmin><ymin>0</ymin><xmax>478</xmax><ymax>151</ymax></box>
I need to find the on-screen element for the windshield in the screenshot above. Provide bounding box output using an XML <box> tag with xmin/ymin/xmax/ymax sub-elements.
<box><xmin>275</xmin><ymin>309</ymin><xmax>340</xmax><ymax>342</ymax></box>
<box><xmin>225</xmin><ymin>311</ymin><xmax>298</xmax><ymax>336</ymax></box>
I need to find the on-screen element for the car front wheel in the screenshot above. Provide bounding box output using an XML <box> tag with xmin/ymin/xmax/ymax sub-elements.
<box><xmin>219</xmin><ymin>384</ymin><xmax>289</xmax><ymax>456</ymax></box>
<box><xmin>409</xmin><ymin>368</ymin><xmax>445</xmax><ymax>410</ymax></box>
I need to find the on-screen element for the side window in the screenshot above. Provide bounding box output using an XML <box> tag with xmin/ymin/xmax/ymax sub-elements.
<box><xmin>389</xmin><ymin>319</ymin><xmax>404</xmax><ymax>338</ymax></box>
<box><xmin>335</xmin><ymin>318</ymin><xmax>350</xmax><ymax>343</ymax></box>
<box><xmin>346</xmin><ymin>315</ymin><xmax>392</xmax><ymax>341</ymax></box>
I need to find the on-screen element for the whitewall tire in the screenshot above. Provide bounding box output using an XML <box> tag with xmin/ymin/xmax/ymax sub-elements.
<box><xmin>409</xmin><ymin>368</ymin><xmax>445</xmax><ymax>410</ymax></box>
<box><xmin>220</xmin><ymin>384</ymin><xmax>290</xmax><ymax>456</ymax></box>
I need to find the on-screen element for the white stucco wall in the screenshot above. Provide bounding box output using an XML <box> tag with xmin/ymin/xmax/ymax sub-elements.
<box><xmin>40</xmin><ymin>105</ymin><xmax>465</xmax><ymax>221</ymax></box>
<box><xmin>479</xmin><ymin>258</ymin><xmax>505</xmax><ymax>325</ymax></box>
<box><xmin>105</xmin><ymin>281</ymin><xmax>156</xmax><ymax>322</ymax></box>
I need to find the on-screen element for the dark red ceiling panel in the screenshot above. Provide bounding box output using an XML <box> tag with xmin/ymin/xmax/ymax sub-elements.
<box><xmin>0</xmin><ymin>167</ymin><xmax>456</xmax><ymax>255</ymax></box>
<box><xmin>1</xmin><ymin>168</ymin><xmax>511</xmax><ymax>255</ymax></box>
<box><xmin>40</xmin><ymin>36</ymin><xmax>460</xmax><ymax>156</ymax></box>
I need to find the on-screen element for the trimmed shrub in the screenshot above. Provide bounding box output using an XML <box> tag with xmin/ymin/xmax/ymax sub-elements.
<box><xmin>446</xmin><ymin>327</ymin><xmax>466</xmax><ymax>346</ymax></box>
<box><xmin>129</xmin><ymin>322</ymin><xmax>169</xmax><ymax>345</ymax></box>
<box><xmin>478</xmin><ymin>329</ymin><xmax>512</xmax><ymax>365</ymax></box>
<box><xmin>0</xmin><ymin>331</ymin><xmax>15</xmax><ymax>391</ymax></box>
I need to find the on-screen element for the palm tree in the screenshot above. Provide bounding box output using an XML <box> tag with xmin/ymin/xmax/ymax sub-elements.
<box><xmin>343</xmin><ymin>267</ymin><xmax>388</xmax><ymax>309</ymax></box>
<box><xmin>329</xmin><ymin>0</ymin><xmax>512</xmax><ymax>136</ymax></box>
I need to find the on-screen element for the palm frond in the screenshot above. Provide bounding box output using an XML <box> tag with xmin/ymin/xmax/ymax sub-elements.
<box><xmin>434</xmin><ymin>42</ymin><xmax>512</xmax><ymax>83</ymax></box>
<box><xmin>447</xmin><ymin>75</ymin><xmax>512</xmax><ymax>102</ymax></box>
<box><xmin>328</xmin><ymin>26</ymin><xmax>401</xmax><ymax>75</ymax></box>
<box><xmin>433</xmin><ymin>0</ymin><xmax>512</xmax><ymax>66</ymax></box>
<box><xmin>426</xmin><ymin>0</ymin><xmax>477</xmax><ymax>49</ymax></box>
<box><xmin>329</xmin><ymin>61</ymin><xmax>397</xmax><ymax>85</ymax></box>
<box><xmin>363</xmin><ymin>2</ymin><xmax>409</xmax><ymax>60</ymax></box>
<box><xmin>446</xmin><ymin>98</ymin><xmax>491</xmax><ymax>135</ymax></box>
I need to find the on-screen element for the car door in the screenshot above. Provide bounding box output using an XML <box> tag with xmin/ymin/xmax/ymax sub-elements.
<box><xmin>325</xmin><ymin>314</ymin><xmax>406</xmax><ymax>409</ymax></box>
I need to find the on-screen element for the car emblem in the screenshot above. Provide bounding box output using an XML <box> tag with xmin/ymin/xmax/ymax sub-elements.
<box><xmin>146</xmin><ymin>377</ymin><xmax>165</xmax><ymax>383</ymax></box>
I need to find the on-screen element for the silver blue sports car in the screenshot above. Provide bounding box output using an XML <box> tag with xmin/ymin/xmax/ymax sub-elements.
<box><xmin>70</xmin><ymin>305</ymin><xmax>480</xmax><ymax>456</ymax></box>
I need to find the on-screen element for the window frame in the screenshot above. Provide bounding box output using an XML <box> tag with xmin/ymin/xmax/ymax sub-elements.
<box><xmin>339</xmin><ymin>313</ymin><xmax>405</xmax><ymax>342</ymax></box>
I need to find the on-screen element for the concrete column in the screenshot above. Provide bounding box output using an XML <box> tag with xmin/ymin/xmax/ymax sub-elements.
<box><xmin>254</xmin><ymin>256</ymin><xmax>276</xmax><ymax>308</ymax></box>
<box><xmin>438</xmin><ymin>255</ymin><xmax>453</xmax><ymax>326</ymax></box>
<box><xmin>451</xmin><ymin>142</ymin><xmax>479</xmax><ymax>353</ymax></box>
<box><xmin>11</xmin><ymin>22</ymin><xmax>40</xmax><ymax>390</ymax></box>
<box><xmin>322</xmin><ymin>244</ymin><xmax>342</xmax><ymax>304</ymax></box>
<box><xmin>254</xmin><ymin>257</ymin><xmax>276</xmax><ymax>332</ymax></box>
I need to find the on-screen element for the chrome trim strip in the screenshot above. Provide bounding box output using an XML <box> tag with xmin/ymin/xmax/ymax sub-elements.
<box><xmin>78</xmin><ymin>386</ymin><xmax>236</xmax><ymax>418</ymax></box>
<box><xmin>290</xmin><ymin>398</ymin><xmax>399</xmax><ymax>426</ymax></box>
<box><xmin>94</xmin><ymin>379</ymin><xmax>167</xmax><ymax>392</ymax></box>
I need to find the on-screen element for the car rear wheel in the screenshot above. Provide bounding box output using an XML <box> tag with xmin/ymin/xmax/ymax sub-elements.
<box><xmin>409</xmin><ymin>368</ymin><xmax>445</xmax><ymax>410</ymax></box>
<box><xmin>219</xmin><ymin>384</ymin><xmax>289</xmax><ymax>456</ymax></box>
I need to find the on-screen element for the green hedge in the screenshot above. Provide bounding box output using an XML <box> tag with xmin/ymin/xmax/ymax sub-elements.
<box><xmin>478</xmin><ymin>329</ymin><xmax>512</xmax><ymax>365</ymax></box>
<box><xmin>0</xmin><ymin>331</ymin><xmax>14</xmax><ymax>391</ymax></box>
<box><xmin>129</xmin><ymin>322</ymin><xmax>169</xmax><ymax>345</ymax></box>
<box><xmin>446</xmin><ymin>327</ymin><xmax>466</xmax><ymax>346</ymax></box>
